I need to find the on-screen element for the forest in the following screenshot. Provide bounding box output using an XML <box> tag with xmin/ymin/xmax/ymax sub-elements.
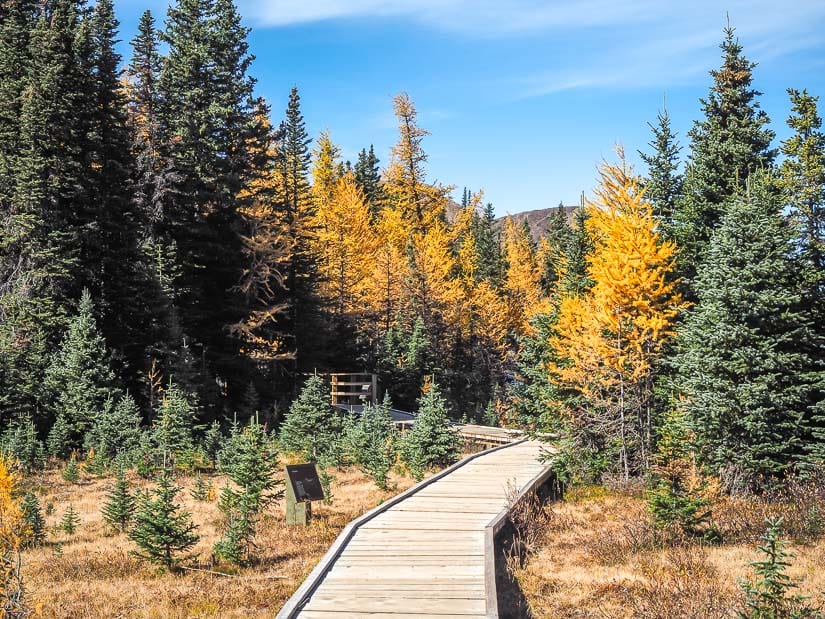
<box><xmin>0</xmin><ymin>0</ymin><xmax>824</xmax><ymax>616</ymax></box>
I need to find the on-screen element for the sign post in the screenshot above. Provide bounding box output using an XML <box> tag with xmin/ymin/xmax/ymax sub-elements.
<box><xmin>285</xmin><ymin>463</ymin><xmax>325</xmax><ymax>526</ymax></box>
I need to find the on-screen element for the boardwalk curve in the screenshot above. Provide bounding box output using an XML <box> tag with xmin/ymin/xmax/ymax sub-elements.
<box><xmin>277</xmin><ymin>439</ymin><xmax>551</xmax><ymax>618</ymax></box>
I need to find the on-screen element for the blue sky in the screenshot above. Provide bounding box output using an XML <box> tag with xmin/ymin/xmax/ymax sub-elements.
<box><xmin>114</xmin><ymin>0</ymin><xmax>825</xmax><ymax>216</ymax></box>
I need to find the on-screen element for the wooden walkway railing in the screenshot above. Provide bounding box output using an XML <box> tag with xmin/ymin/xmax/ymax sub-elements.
<box><xmin>276</xmin><ymin>440</ymin><xmax>551</xmax><ymax>618</ymax></box>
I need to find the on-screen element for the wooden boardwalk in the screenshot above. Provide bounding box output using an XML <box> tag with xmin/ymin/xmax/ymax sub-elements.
<box><xmin>278</xmin><ymin>440</ymin><xmax>550</xmax><ymax>618</ymax></box>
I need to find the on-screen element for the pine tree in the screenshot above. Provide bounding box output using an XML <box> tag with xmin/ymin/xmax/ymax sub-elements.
<box><xmin>20</xmin><ymin>491</ymin><xmax>45</xmax><ymax>548</ymax></box>
<box><xmin>672</xmin><ymin>174</ymin><xmax>820</xmax><ymax>485</ymax></box>
<box><xmin>279</xmin><ymin>376</ymin><xmax>340</xmax><ymax>462</ymax></box>
<box><xmin>61</xmin><ymin>504</ymin><xmax>80</xmax><ymax>534</ymax></box>
<box><xmin>128</xmin><ymin>470</ymin><xmax>199</xmax><ymax>571</ymax></box>
<box><xmin>779</xmin><ymin>88</ymin><xmax>825</xmax><ymax>271</ymax></box>
<box><xmin>45</xmin><ymin>289</ymin><xmax>118</xmax><ymax>452</ymax></box>
<box><xmin>674</xmin><ymin>25</ymin><xmax>775</xmax><ymax>288</ymax></box>
<box><xmin>401</xmin><ymin>382</ymin><xmax>461</xmax><ymax>481</ymax></box>
<box><xmin>101</xmin><ymin>466</ymin><xmax>136</xmax><ymax>531</ymax></box>
<box><xmin>647</xmin><ymin>408</ymin><xmax>715</xmax><ymax>539</ymax></box>
<box><xmin>639</xmin><ymin>104</ymin><xmax>683</xmax><ymax>234</ymax></box>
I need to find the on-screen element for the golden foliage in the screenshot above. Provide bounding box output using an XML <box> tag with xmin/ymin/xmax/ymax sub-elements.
<box><xmin>313</xmin><ymin>174</ymin><xmax>378</xmax><ymax>314</ymax></box>
<box><xmin>502</xmin><ymin>216</ymin><xmax>547</xmax><ymax>332</ymax></box>
<box><xmin>0</xmin><ymin>455</ymin><xmax>27</xmax><ymax>615</ymax></box>
<box><xmin>550</xmin><ymin>151</ymin><xmax>686</xmax><ymax>475</ymax></box>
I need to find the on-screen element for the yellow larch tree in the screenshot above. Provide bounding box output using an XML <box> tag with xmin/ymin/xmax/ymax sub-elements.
<box><xmin>314</xmin><ymin>174</ymin><xmax>377</xmax><ymax>315</ymax></box>
<box><xmin>384</xmin><ymin>92</ymin><xmax>452</xmax><ymax>234</ymax></box>
<box><xmin>550</xmin><ymin>150</ymin><xmax>686</xmax><ymax>479</ymax></box>
<box><xmin>366</xmin><ymin>207</ymin><xmax>412</xmax><ymax>334</ymax></box>
<box><xmin>231</xmin><ymin>114</ymin><xmax>293</xmax><ymax>362</ymax></box>
<box><xmin>310</xmin><ymin>130</ymin><xmax>343</xmax><ymax>302</ymax></box>
<box><xmin>502</xmin><ymin>217</ymin><xmax>546</xmax><ymax>332</ymax></box>
<box><xmin>0</xmin><ymin>455</ymin><xmax>27</xmax><ymax>614</ymax></box>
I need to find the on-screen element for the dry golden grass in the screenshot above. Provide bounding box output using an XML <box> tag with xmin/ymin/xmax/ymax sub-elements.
<box><xmin>20</xmin><ymin>464</ymin><xmax>416</xmax><ymax>618</ymax></box>
<box><xmin>515</xmin><ymin>486</ymin><xmax>825</xmax><ymax>618</ymax></box>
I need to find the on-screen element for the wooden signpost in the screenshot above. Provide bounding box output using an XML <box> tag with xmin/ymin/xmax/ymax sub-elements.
<box><xmin>285</xmin><ymin>463</ymin><xmax>325</xmax><ymax>526</ymax></box>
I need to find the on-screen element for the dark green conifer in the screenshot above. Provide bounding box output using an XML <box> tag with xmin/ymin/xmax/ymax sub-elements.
<box><xmin>101</xmin><ymin>466</ymin><xmax>136</xmax><ymax>531</ymax></box>
<box><xmin>85</xmin><ymin>394</ymin><xmax>144</xmax><ymax>461</ymax></box>
<box><xmin>279</xmin><ymin>376</ymin><xmax>340</xmax><ymax>462</ymax></box>
<box><xmin>674</xmin><ymin>25</ymin><xmax>775</xmax><ymax>288</ymax></box>
<box><xmin>639</xmin><ymin>105</ymin><xmax>683</xmax><ymax>234</ymax></box>
<box><xmin>401</xmin><ymin>382</ymin><xmax>461</xmax><ymax>481</ymax></box>
<box><xmin>344</xmin><ymin>394</ymin><xmax>397</xmax><ymax>490</ymax></box>
<box><xmin>354</xmin><ymin>145</ymin><xmax>384</xmax><ymax>215</ymax></box>
<box><xmin>61</xmin><ymin>504</ymin><xmax>80</xmax><ymax>534</ymax></box>
<box><xmin>672</xmin><ymin>175</ymin><xmax>820</xmax><ymax>485</ymax></box>
<box><xmin>61</xmin><ymin>455</ymin><xmax>80</xmax><ymax>484</ymax></box>
<box><xmin>128</xmin><ymin>470</ymin><xmax>199</xmax><ymax>571</ymax></box>
<box><xmin>0</xmin><ymin>414</ymin><xmax>45</xmax><ymax>472</ymax></box>
<box><xmin>21</xmin><ymin>491</ymin><xmax>46</xmax><ymax>548</ymax></box>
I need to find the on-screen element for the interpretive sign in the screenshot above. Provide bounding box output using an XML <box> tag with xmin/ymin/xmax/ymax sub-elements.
<box><xmin>285</xmin><ymin>463</ymin><xmax>324</xmax><ymax>525</ymax></box>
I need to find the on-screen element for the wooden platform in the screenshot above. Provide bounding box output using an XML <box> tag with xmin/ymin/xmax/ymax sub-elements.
<box><xmin>277</xmin><ymin>440</ymin><xmax>550</xmax><ymax>618</ymax></box>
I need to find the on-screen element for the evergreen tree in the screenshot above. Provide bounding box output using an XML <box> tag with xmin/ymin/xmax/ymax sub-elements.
<box><xmin>354</xmin><ymin>144</ymin><xmax>384</xmax><ymax>215</ymax></box>
<box><xmin>401</xmin><ymin>382</ymin><xmax>461</xmax><ymax>480</ymax></box>
<box><xmin>344</xmin><ymin>395</ymin><xmax>397</xmax><ymax>490</ymax></box>
<box><xmin>738</xmin><ymin>519</ymin><xmax>821</xmax><ymax>619</ymax></box>
<box><xmin>0</xmin><ymin>414</ymin><xmax>45</xmax><ymax>472</ymax></box>
<box><xmin>128</xmin><ymin>470</ymin><xmax>199</xmax><ymax>571</ymax></box>
<box><xmin>559</xmin><ymin>207</ymin><xmax>593</xmax><ymax>296</ymax></box>
<box><xmin>152</xmin><ymin>382</ymin><xmax>196</xmax><ymax>464</ymax></box>
<box><xmin>85</xmin><ymin>394</ymin><xmax>144</xmax><ymax>461</ymax></box>
<box><xmin>47</xmin><ymin>414</ymin><xmax>72</xmax><ymax>460</ymax></box>
<box><xmin>674</xmin><ymin>25</ymin><xmax>775</xmax><ymax>288</ymax></box>
<box><xmin>101</xmin><ymin>466</ymin><xmax>136</xmax><ymax>531</ymax></box>
<box><xmin>538</xmin><ymin>205</ymin><xmax>574</xmax><ymax>294</ymax></box>
<box><xmin>20</xmin><ymin>491</ymin><xmax>46</xmax><ymax>548</ymax></box>
<box><xmin>279</xmin><ymin>376</ymin><xmax>340</xmax><ymax>462</ymax></box>
<box><xmin>473</xmin><ymin>201</ymin><xmax>503</xmax><ymax>286</ymax></box>
<box><xmin>276</xmin><ymin>87</ymin><xmax>319</xmax><ymax>370</ymax></box>
<box><xmin>672</xmin><ymin>175</ymin><xmax>821</xmax><ymax>485</ymax></box>
<box><xmin>639</xmin><ymin>104</ymin><xmax>683</xmax><ymax>234</ymax></box>
<box><xmin>61</xmin><ymin>504</ymin><xmax>80</xmax><ymax>534</ymax></box>
<box><xmin>779</xmin><ymin>88</ymin><xmax>825</xmax><ymax>271</ymax></box>
<box><xmin>61</xmin><ymin>455</ymin><xmax>80</xmax><ymax>484</ymax></box>
<box><xmin>190</xmin><ymin>474</ymin><xmax>212</xmax><ymax>501</ymax></box>
<box><xmin>45</xmin><ymin>289</ymin><xmax>118</xmax><ymax>451</ymax></box>
<box><xmin>214</xmin><ymin>419</ymin><xmax>281</xmax><ymax>565</ymax></box>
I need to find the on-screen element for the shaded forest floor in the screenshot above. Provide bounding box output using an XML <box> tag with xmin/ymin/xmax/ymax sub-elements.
<box><xmin>515</xmin><ymin>485</ymin><xmax>825</xmax><ymax>618</ymax></box>
<box><xmin>21</xmin><ymin>465</ymin><xmax>416</xmax><ymax>618</ymax></box>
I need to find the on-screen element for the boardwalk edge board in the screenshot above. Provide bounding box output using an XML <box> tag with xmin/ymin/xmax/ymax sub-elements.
<box><xmin>276</xmin><ymin>439</ymin><xmax>529</xmax><ymax>619</ymax></box>
<box><xmin>483</xmin><ymin>457</ymin><xmax>556</xmax><ymax>619</ymax></box>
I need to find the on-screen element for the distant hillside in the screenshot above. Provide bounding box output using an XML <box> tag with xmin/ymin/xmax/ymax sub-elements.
<box><xmin>495</xmin><ymin>205</ymin><xmax>580</xmax><ymax>242</ymax></box>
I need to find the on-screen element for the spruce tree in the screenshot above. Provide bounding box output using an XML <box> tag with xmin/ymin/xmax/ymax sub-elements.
<box><xmin>101</xmin><ymin>466</ymin><xmax>136</xmax><ymax>531</ymax></box>
<box><xmin>128</xmin><ymin>470</ymin><xmax>199</xmax><ymax>571</ymax></box>
<box><xmin>214</xmin><ymin>419</ymin><xmax>281</xmax><ymax>565</ymax></box>
<box><xmin>21</xmin><ymin>492</ymin><xmax>46</xmax><ymax>548</ymax></box>
<box><xmin>559</xmin><ymin>207</ymin><xmax>593</xmax><ymax>296</ymax></box>
<box><xmin>674</xmin><ymin>25</ymin><xmax>775</xmax><ymax>288</ymax></box>
<box><xmin>0</xmin><ymin>414</ymin><xmax>45</xmax><ymax>472</ymax></box>
<box><xmin>85</xmin><ymin>394</ymin><xmax>144</xmax><ymax>461</ymax></box>
<box><xmin>401</xmin><ymin>382</ymin><xmax>461</xmax><ymax>481</ymax></box>
<box><xmin>354</xmin><ymin>144</ymin><xmax>384</xmax><ymax>215</ymax></box>
<box><xmin>276</xmin><ymin>87</ymin><xmax>319</xmax><ymax>369</ymax></box>
<box><xmin>279</xmin><ymin>375</ymin><xmax>340</xmax><ymax>462</ymax></box>
<box><xmin>474</xmin><ymin>202</ymin><xmax>503</xmax><ymax>286</ymax></box>
<box><xmin>539</xmin><ymin>205</ymin><xmax>574</xmax><ymax>293</ymax></box>
<box><xmin>344</xmin><ymin>394</ymin><xmax>398</xmax><ymax>490</ymax></box>
<box><xmin>61</xmin><ymin>455</ymin><xmax>80</xmax><ymax>484</ymax></box>
<box><xmin>45</xmin><ymin>289</ymin><xmax>118</xmax><ymax>451</ymax></box>
<box><xmin>672</xmin><ymin>175</ymin><xmax>820</xmax><ymax>485</ymax></box>
<box><xmin>639</xmin><ymin>105</ymin><xmax>683</xmax><ymax>234</ymax></box>
<box><xmin>61</xmin><ymin>504</ymin><xmax>80</xmax><ymax>534</ymax></box>
<box><xmin>152</xmin><ymin>382</ymin><xmax>196</xmax><ymax>464</ymax></box>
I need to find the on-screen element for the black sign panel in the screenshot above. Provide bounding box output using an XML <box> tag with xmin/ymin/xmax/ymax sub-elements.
<box><xmin>286</xmin><ymin>463</ymin><xmax>325</xmax><ymax>503</ymax></box>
